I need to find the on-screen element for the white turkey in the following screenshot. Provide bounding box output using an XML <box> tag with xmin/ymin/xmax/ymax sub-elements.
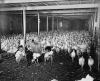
<box><xmin>67</xmin><ymin>47</ymin><xmax>71</xmax><ymax>54</ymax></box>
<box><xmin>75</xmin><ymin>74</ymin><xmax>94</xmax><ymax>81</ymax></box>
<box><xmin>32</xmin><ymin>53</ymin><xmax>41</xmax><ymax>64</ymax></box>
<box><xmin>44</xmin><ymin>51</ymin><xmax>53</xmax><ymax>63</ymax></box>
<box><xmin>79</xmin><ymin>56</ymin><xmax>85</xmax><ymax>70</ymax></box>
<box><xmin>7</xmin><ymin>46</ymin><xmax>17</xmax><ymax>53</ymax></box>
<box><xmin>56</xmin><ymin>47</ymin><xmax>60</xmax><ymax>54</ymax></box>
<box><xmin>88</xmin><ymin>56</ymin><xmax>94</xmax><ymax>71</ymax></box>
<box><xmin>70</xmin><ymin>49</ymin><xmax>76</xmax><ymax>62</ymax></box>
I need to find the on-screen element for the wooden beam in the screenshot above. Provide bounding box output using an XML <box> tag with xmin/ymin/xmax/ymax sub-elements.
<box><xmin>0</xmin><ymin>4</ymin><xmax>98</xmax><ymax>11</ymax></box>
<box><xmin>92</xmin><ymin>0</ymin><xmax>95</xmax><ymax>4</ymax></box>
<box><xmin>52</xmin><ymin>13</ymin><xmax>93</xmax><ymax>16</ymax></box>
<box><xmin>97</xmin><ymin>4</ymin><xmax>100</xmax><ymax>71</ymax></box>
<box><xmin>0</xmin><ymin>22</ymin><xmax>2</xmax><ymax>54</ymax></box>
<box><xmin>0</xmin><ymin>0</ymin><xmax>63</xmax><ymax>4</ymax></box>
<box><xmin>93</xmin><ymin>12</ymin><xmax>96</xmax><ymax>38</ymax></box>
<box><xmin>6</xmin><ymin>9</ymin><xmax>96</xmax><ymax>15</ymax></box>
<box><xmin>30</xmin><ymin>3</ymin><xmax>38</xmax><ymax>6</ymax></box>
<box><xmin>66</xmin><ymin>1</ymin><xmax>70</xmax><ymax>5</ymax></box>
<box><xmin>54</xmin><ymin>15</ymin><xmax>88</xmax><ymax>19</ymax></box>
<box><xmin>79</xmin><ymin>0</ymin><xmax>81</xmax><ymax>4</ymax></box>
<box><xmin>97</xmin><ymin>4</ymin><xmax>100</xmax><ymax>39</ymax></box>
<box><xmin>57</xmin><ymin>17</ymin><xmax>59</xmax><ymax>30</ymax></box>
<box><xmin>41</xmin><ymin>9</ymin><xmax>96</xmax><ymax>14</ymax></box>
<box><xmin>42</xmin><ymin>3</ymin><xmax>48</xmax><ymax>6</ymax></box>
<box><xmin>54</xmin><ymin>2</ymin><xmax>59</xmax><ymax>5</ymax></box>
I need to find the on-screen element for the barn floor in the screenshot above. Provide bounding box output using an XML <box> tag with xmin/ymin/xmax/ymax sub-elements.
<box><xmin>0</xmin><ymin>52</ymin><xmax>100</xmax><ymax>81</ymax></box>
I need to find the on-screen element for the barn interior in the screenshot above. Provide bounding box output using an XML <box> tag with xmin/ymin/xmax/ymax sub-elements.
<box><xmin>0</xmin><ymin>0</ymin><xmax>100</xmax><ymax>81</ymax></box>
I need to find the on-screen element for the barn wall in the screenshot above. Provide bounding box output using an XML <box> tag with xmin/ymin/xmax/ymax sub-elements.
<box><xmin>57</xmin><ymin>18</ymin><xmax>71</xmax><ymax>31</ymax></box>
<box><xmin>70</xmin><ymin>19</ymin><xmax>88</xmax><ymax>31</ymax></box>
<box><xmin>0</xmin><ymin>13</ymin><xmax>11</xmax><ymax>35</ymax></box>
<box><xmin>57</xmin><ymin>18</ymin><xmax>88</xmax><ymax>31</ymax></box>
<box><xmin>0</xmin><ymin>15</ymin><xmax>49</xmax><ymax>35</ymax></box>
<box><xmin>0</xmin><ymin>14</ymin><xmax>89</xmax><ymax>35</ymax></box>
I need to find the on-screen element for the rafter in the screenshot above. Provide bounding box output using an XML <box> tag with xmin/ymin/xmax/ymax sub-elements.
<box><xmin>42</xmin><ymin>3</ymin><xmax>48</xmax><ymax>6</ymax></box>
<box><xmin>92</xmin><ymin>0</ymin><xmax>95</xmax><ymax>4</ymax></box>
<box><xmin>54</xmin><ymin>2</ymin><xmax>59</xmax><ymax>5</ymax></box>
<box><xmin>30</xmin><ymin>3</ymin><xmax>38</xmax><ymax>6</ymax></box>
<box><xmin>79</xmin><ymin>0</ymin><xmax>81</xmax><ymax>4</ymax></box>
<box><xmin>66</xmin><ymin>1</ymin><xmax>70</xmax><ymax>5</ymax></box>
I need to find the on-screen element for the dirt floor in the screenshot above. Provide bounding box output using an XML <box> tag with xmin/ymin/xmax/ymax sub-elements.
<box><xmin>0</xmin><ymin>51</ymin><xmax>100</xmax><ymax>81</ymax></box>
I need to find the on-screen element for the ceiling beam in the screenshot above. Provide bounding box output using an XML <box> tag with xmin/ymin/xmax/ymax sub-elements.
<box><xmin>41</xmin><ymin>9</ymin><xmax>96</xmax><ymax>14</ymax></box>
<box><xmin>0</xmin><ymin>4</ymin><xmax>98</xmax><ymax>11</ymax></box>
<box><xmin>52</xmin><ymin>13</ymin><xmax>93</xmax><ymax>16</ymax></box>
<box><xmin>52</xmin><ymin>15</ymin><xmax>89</xmax><ymax>19</ymax></box>
<box><xmin>26</xmin><ymin>15</ymin><xmax>89</xmax><ymax>19</ymax></box>
<box><xmin>0</xmin><ymin>0</ymin><xmax>63</xmax><ymax>4</ymax></box>
<box><xmin>5</xmin><ymin>10</ymin><xmax>95</xmax><ymax>15</ymax></box>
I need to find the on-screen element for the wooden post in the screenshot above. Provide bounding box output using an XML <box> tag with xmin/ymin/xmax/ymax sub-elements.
<box><xmin>0</xmin><ymin>26</ymin><xmax>1</xmax><ymax>54</ymax></box>
<box><xmin>38</xmin><ymin>13</ymin><xmax>40</xmax><ymax>35</ymax></box>
<box><xmin>93</xmin><ymin>12</ymin><xmax>97</xmax><ymax>38</ymax></box>
<box><xmin>47</xmin><ymin>16</ymin><xmax>48</xmax><ymax>32</ymax></box>
<box><xmin>88</xmin><ymin>18</ymin><xmax>91</xmax><ymax>33</ymax></box>
<box><xmin>97</xmin><ymin>4</ymin><xmax>100</xmax><ymax>71</ymax></box>
<box><xmin>23</xmin><ymin>7</ymin><xmax>26</xmax><ymax>52</ymax></box>
<box><xmin>57</xmin><ymin>17</ymin><xmax>58</xmax><ymax>30</ymax></box>
<box><xmin>52</xmin><ymin>16</ymin><xmax>54</xmax><ymax>31</ymax></box>
<box><xmin>91</xmin><ymin>15</ymin><xmax>94</xmax><ymax>36</ymax></box>
<box><xmin>0</xmin><ymin>28</ymin><xmax>1</xmax><ymax>61</ymax></box>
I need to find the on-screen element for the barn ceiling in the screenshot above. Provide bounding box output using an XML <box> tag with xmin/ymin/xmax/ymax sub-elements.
<box><xmin>0</xmin><ymin>0</ymin><xmax>99</xmax><ymax>19</ymax></box>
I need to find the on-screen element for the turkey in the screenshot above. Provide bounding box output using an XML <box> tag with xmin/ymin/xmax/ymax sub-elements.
<box><xmin>44</xmin><ymin>51</ymin><xmax>54</xmax><ymax>64</ymax></box>
<box><xmin>32</xmin><ymin>53</ymin><xmax>41</xmax><ymax>64</ymax></box>
<box><xmin>75</xmin><ymin>74</ymin><xmax>94</xmax><ymax>81</ymax></box>
<box><xmin>79</xmin><ymin>56</ymin><xmax>85</xmax><ymax>70</ymax></box>
<box><xmin>7</xmin><ymin>46</ymin><xmax>17</xmax><ymax>53</ymax></box>
<box><xmin>56</xmin><ymin>47</ymin><xmax>60</xmax><ymax>54</ymax></box>
<box><xmin>70</xmin><ymin>49</ymin><xmax>76</xmax><ymax>62</ymax></box>
<box><xmin>88</xmin><ymin>56</ymin><xmax>94</xmax><ymax>71</ymax></box>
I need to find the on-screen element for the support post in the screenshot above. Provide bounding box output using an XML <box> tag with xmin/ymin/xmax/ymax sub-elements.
<box><xmin>0</xmin><ymin>28</ymin><xmax>1</xmax><ymax>60</ymax></box>
<box><xmin>97</xmin><ymin>4</ymin><xmax>100</xmax><ymax>71</ymax></box>
<box><xmin>91</xmin><ymin>15</ymin><xmax>94</xmax><ymax>36</ymax></box>
<box><xmin>23</xmin><ymin>7</ymin><xmax>26</xmax><ymax>52</ymax></box>
<box><xmin>93</xmin><ymin>12</ymin><xmax>97</xmax><ymax>38</ymax></box>
<box><xmin>52</xmin><ymin>16</ymin><xmax>54</xmax><ymax>31</ymax></box>
<box><xmin>47</xmin><ymin>16</ymin><xmax>48</xmax><ymax>32</ymax></box>
<box><xmin>38</xmin><ymin>13</ymin><xmax>40</xmax><ymax>35</ymax></box>
<box><xmin>57</xmin><ymin>17</ymin><xmax>58</xmax><ymax>30</ymax></box>
<box><xmin>0</xmin><ymin>26</ymin><xmax>1</xmax><ymax>54</ymax></box>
